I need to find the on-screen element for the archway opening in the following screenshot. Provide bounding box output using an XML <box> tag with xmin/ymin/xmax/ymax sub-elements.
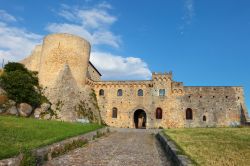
<box><xmin>134</xmin><ymin>109</ymin><xmax>146</xmax><ymax>129</ymax></box>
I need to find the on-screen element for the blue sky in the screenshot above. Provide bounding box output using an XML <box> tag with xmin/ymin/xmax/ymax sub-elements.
<box><xmin>0</xmin><ymin>0</ymin><xmax>249</xmax><ymax>112</ymax></box>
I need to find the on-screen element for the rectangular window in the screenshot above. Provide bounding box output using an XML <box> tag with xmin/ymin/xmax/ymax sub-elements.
<box><xmin>159</xmin><ymin>89</ymin><xmax>165</xmax><ymax>96</ymax></box>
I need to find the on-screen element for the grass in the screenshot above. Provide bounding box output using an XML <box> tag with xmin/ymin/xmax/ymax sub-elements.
<box><xmin>164</xmin><ymin>128</ymin><xmax>250</xmax><ymax>166</ymax></box>
<box><xmin>0</xmin><ymin>116</ymin><xmax>103</xmax><ymax>159</ymax></box>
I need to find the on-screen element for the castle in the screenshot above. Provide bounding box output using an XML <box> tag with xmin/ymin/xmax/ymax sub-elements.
<box><xmin>21</xmin><ymin>33</ymin><xmax>249</xmax><ymax>128</ymax></box>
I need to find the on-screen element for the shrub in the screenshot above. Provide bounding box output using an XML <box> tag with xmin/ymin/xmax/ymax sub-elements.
<box><xmin>0</xmin><ymin>62</ymin><xmax>41</xmax><ymax>107</ymax></box>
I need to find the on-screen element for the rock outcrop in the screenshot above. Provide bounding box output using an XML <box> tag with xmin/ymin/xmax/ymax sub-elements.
<box><xmin>18</xmin><ymin>103</ymin><xmax>33</xmax><ymax>117</ymax></box>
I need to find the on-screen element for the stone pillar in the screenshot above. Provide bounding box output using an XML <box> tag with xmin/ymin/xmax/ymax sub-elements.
<box><xmin>39</xmin><ymin>33</ymin><xmax>91</xmax><ymax>88</ymax></box>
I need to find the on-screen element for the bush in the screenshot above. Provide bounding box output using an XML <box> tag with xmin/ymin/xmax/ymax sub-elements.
<box><xmin>0</xmin><ymin>62</ymin><xmax>41</xmax><ymax>107</ymax></box>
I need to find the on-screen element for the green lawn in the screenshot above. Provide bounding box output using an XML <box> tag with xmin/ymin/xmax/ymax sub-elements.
<box><xmin>164</xmin><ymin>128</ymin><xmax>250</xmax><ymax>166</ymax></box>
<box><xmin>0</xmin><ymin>116</ymin><xmax>102</xmax><ymax>159</ymax></box>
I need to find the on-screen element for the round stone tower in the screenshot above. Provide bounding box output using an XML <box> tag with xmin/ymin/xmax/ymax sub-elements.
<box><xmin>38</xmin><ymin>33</ymin><xmax>91</xmax><ymax>88</ymax></box>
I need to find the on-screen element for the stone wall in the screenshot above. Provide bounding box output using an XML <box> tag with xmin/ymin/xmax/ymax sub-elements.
<box><xmin>20</xmin><ymin>45</ymin><xmax>42</xmax><ymax>72</ymax></box>
<box><xmin>91</xmin><ymin>73</ymin><xmax>184</xmax><ymax>128</ymax></box>
<box><xmin>87</xmin><ymin>63</ymin><xmax>101</xmax><ymax>81</ymax></box>
<box><xmin>90</xmin><ymin>73</ymin><xmax>248</xmax><ymax>128</ymax></box>
<box><xmin>19</xmin><ymin>33</ymin><xmax>248</xmax><ymax>127</ymax></box>
<box><xmin>181</xmin><ymin>86</ymin><xmax>245</xmax><ymax>127</ymax></box>
<box><xmin>38</xmin><ymin>33</ymin><xmax>90</xmax><ymax>88</ymax></box>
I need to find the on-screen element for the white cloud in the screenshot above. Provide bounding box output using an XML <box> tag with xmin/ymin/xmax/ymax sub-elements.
<box><xmin>184</xmin><ymin>0</ymin><xmax>195</xmax><ymax>24</ymax></box>
<box><xmin>0</xmin><ymin>22</ymin><xmax>42</xmax><ymax>62</ymax></box>
<box><xmin>0</xmin><ymin>3</ymin><xmax>152</xmax><ymax>80</ymax></box>
<box><xmin>78</xmin><ymin>9</ymin><xmax>116</xmax><ymax>29</ymax></box>
<box><xmin>0</xmin><ymin>10</ymin><xmax>17</xmax><ymax>22</ymax></box>
<box><xmin>46</xmin><ymin>3</ymin><xmax>121</xmax><ymax>48</ymax></box>
<box><xmin>90</xmin><ymin>52</ymin><xmax>151</xmax><ymax>80</ymax></box>
<box><xmin>97</xmin><ymin>1</ymin><xmax>113</xmax><ymax>9</ymax></box>
<box><xmin>179</xmin><ymin>0</ymin><xmax>195</xmax><ymax>34</ymax></box>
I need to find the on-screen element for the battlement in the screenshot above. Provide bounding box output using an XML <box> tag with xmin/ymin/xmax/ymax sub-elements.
<box><xmin>152</xmin><ymin>71</ymin><xmax>172</xmax><ymax>81</ymax></box>
<box><xmin>86</xmin><ymin>79</ymin><xmax>153</xmax><ymax>88</ymax></box>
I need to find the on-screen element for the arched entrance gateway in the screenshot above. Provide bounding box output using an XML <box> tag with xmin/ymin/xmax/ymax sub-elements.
<box><xmin>134</xmin><ymin>109</ymin><xmax>147</xmax><ymax>129</ymax></box>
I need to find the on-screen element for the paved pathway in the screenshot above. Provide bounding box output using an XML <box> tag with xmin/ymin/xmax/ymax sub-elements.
<box><xmin>44</xmin><ymin>130</ymin><xmax>170</xmax><ymax>166</ymax></box>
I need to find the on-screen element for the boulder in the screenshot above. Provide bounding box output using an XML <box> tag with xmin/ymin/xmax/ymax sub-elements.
<box><xmin>41</xmin><ymin>103</ymin><xmax>51</xmax><ymax>113</ymax></box>
<box><xmin>34</xmin><ymin>108</ymin><xmax>42</xmax><ymax>119</ymax></box>
<box><xmin>43</xmin><ymin>114</ymin><xmax>51</xmax><ymax>120</ymax></box>
<box><xmin>18</xmin><ymin>103</ymin><xmax>33</xmax><ymax>117</ymax></box>
<box><xmin>7</xmin><ymin>106</ymin><xmax>18</xmax><ymax>115</ymax></box>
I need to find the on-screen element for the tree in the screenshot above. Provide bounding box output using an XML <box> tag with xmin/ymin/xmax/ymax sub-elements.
<box><xmin>0</xmin><ymin>62</ymin><xmax>41</xmax><ymax>107</ymax></box>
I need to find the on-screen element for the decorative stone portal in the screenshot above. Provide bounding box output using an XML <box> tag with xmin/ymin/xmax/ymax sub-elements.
<box><xmin>134</xmin><ymin>109</ymin><xmax>147</xmax><ymax>129</ymax></box>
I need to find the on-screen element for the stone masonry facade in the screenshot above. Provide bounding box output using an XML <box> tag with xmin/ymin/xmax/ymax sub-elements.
<box><xmin>21</xmin><ymin>33</ymin><xmax>249</xmax><ymax>128</ymax></box>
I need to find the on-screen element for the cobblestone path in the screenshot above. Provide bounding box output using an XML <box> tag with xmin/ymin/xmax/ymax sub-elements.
<box><xmin>44</xmin><ymin>131</ymin><xmax>170</xmax><ymax>166</ymax></box>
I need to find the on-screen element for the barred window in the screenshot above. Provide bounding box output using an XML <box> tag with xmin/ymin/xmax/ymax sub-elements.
<box><xmin>138</xmin><ymin>89</ymin><xmax>143</xmax><ymax>96</ymax></box>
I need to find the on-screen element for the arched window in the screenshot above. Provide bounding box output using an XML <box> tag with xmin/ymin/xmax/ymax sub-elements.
<box><xmin>203</xmin><ymin>115</ymin><xmax>206</xmax><ymax>121</ymax></box>
<box><xmin>138</xmin><ymin>89</ymin><xmax>143</xmax><ymax>96</ymax></box>
<box><xmin>117</xmin><ymin>89</ymin><xmax>123</xmax><ymax>96</ymax></box>
<box><xmin>99</xmin><ymin>89</ymin><xmax>104</xmax><ymax>96</ymax></box>
<box><xmin>112</xmin><ymin>107</ymin><xmax>117</xmax><ymax>118</ymax></box>
<box><xmin>156</xmin><ymin>107</ymin><xmax>162</xmax><ymax>119</ymax></box>
<box><xmin>159</xmin><ymin>89</ymin><xmax>165</xmax><ymax>96</ymax></box>
<box><xmin>186</xmin><ymin>108</ymin><xmax>193</xmax><ymax>120</ymax></box>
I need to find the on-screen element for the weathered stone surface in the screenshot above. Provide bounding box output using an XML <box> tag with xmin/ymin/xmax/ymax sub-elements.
<box><xmin>0</xmin><ymin>154</ymin><xmax>23</xmax><ymax>166</ymax></box>
<box><xmin>18</xmin><ymin>103</ymin><xmax>32</xmax><ymax>117</ymax></box>
<box><xmin>43</xmin><ymin>114</ymin><xmax>51</xmax><ymax>120</ymax></box>
<box><xmin>34</xmin><ymin>108</ymin><xmax>42</xmax><ymax>118</ymax></box>
<box><xmin>7</xmin><ymin>106</ymin><xmax>18</xmax><ymax>115</ymax></box>
<box><xmin>41</xmin><ymin>33</ymin><xmax>90</xmax><ymax>88</ymax></box>
<box><xmin>45</xmin><ymin>64</ymin><xmax>101</xmax><ymax>123</ymax></box>
<box><xmin>20</xmin><ymin>45</ymin><xmax>42</xmax><ymax>72</ymax></box>
<box><xmin>44</xmin><ymin>130</ymin><xmax>170</xmax><ymax>166</ymax></box>
<box><xmin>41</xmin><ymin>103</ymin><xmax>50</xmax><ymax>113</ymax></box>
<box><xmin>0</xmin><ymin>99</ymin><xmax>16</xmax><ymax>114</ymax></box>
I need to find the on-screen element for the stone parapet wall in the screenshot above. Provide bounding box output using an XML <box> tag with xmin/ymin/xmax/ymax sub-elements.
<box><xmin>156</xmin><ymin>132</ymin><xmax>193</xmax><ymax>166</ymax></box>
<box><xmin>0</xmin><ymin>127</ymin><xmax>109</xmax><ymax>166</ymax></box>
